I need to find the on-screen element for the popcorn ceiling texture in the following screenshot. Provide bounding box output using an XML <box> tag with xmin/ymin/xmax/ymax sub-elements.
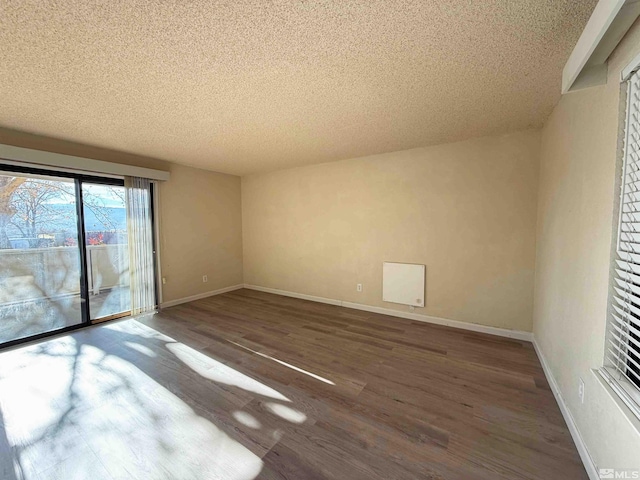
<box><xmin>0</xmin><ymin>1</ymin><xmax>596</xmax><ymax>176</ymax></box>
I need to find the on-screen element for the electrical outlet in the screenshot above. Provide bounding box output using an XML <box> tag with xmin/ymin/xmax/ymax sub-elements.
<box><xmin>202</xmin><ymin>275</ymin><xmax>208</xmax><ymax>283</ymax></box>
<box><xmin>578</xmin><ymin>377</ymin><xmax>585</xmax><ymax>404</ymax></box>
<box><xmin>356</xmin><ymin>283</ymin><xmax>363</xmax><ymax>292</ymax></box>
<box><xmin>162</xmin><ymin>277</ymin><xmax>166</xmax><ymax>285</ymax></box>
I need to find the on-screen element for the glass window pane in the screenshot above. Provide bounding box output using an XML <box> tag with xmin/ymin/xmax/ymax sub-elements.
<box><xmin>82</xmin><ymin>183</ymin><xmax>131</xmax><ymax>320</ymax></box>
<box><xmin>0</xmin><ymin>172</ymin><xmax>83</xmax><ymax>343</ymax></box>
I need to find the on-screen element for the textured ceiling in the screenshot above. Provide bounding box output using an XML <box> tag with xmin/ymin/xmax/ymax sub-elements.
<box><xmin>0</xmin><ymin>1</ymin><xmax>596</xmax><ymax>176</ymax></box>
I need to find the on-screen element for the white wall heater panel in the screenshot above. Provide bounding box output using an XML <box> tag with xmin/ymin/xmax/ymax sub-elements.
<box><xmin>382</xmin><ymin>262</ymin><xmax>425</xmax><ymax>307</ymax></box>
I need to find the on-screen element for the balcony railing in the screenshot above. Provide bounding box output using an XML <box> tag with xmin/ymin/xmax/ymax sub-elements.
<box><xmin>0</xmin><ymin>244</ymin><xmax>129</xmax><ymax>305</ymax></box>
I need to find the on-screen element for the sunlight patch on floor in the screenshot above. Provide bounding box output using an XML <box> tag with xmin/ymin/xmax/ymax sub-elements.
<box><xmin>0</xmin><ymin>325</ymin><xmax>264</xmax><ymax>480</ymax></box>
<box><xmin>166</xmin><ymin>341</ymin><xmax>291</xmax><ymax>402</ymax></box>
<box><xmin>264</xmin><ymin>402</ymin><xmax>308</xmax><ymax>424</ymax></box>
<box><xmin>123</xmin><ymin>341</ymin><xmax>156</xmax><ymax>357</ymax></box>
<box><xmin>228</xmin><ymin>340</ymin><xmax>336</xmax><ymax>385</ymax></box>
<box><xmin>232</xmin><ymin>411</ymin><xmax>262</xmax><ymax>430</ymax></box>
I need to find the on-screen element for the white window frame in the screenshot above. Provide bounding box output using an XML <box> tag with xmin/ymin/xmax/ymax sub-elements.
<box><xmin>599</xmin><ymin>55</ymin><xmax>640</xmax><ymax>422</ymax></box>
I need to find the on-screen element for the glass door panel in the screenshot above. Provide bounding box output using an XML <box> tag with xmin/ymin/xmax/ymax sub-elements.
<box><xmin>81</xmin><ymin>183</ymin><xmax>131</xmax><ymax>321</ymax></box>
<box><xmin>0</xmin><ymin>172</ymin><xmax>83</xmax><ymax>344</ymax></box>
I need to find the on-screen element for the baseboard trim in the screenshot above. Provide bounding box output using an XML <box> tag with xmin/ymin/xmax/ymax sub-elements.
<box><xmin>532</xmin><ymin>339</ymin><xmax>598</xmax><ymax>480</ymax></box>
<box><xmin>343</xmin><ymin>301</ymin><xmax>533</xmax><ymax>341</ymax></box>
<box><xmin>160</xmin><ymin>284</ymin><xmax>244</xmax><ymax>309</ymax></box>
<box><xmin>243</xmin><ymin>284</ymin><xmax>532</xmax><ymax>341</ymax></box>
<box><xmin>242</xmin><ymin>284</ymin><xmax>342</xmax><ymax>306</ymax></box>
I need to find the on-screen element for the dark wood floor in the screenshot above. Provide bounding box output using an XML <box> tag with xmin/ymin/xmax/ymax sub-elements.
<box><xmin>0</xmin><ymin>288</ymin><xmax>586</xmax><ymax>479</ymax></box>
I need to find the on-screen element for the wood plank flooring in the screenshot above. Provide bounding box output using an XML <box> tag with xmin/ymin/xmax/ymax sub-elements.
<box><xmin>0</xmin><ymin>288</ymin><xmax>587</xmax><ymax>479</ymax></box>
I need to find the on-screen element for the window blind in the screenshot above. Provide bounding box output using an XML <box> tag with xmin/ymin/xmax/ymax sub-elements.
<box><xmin>608</xmin><ymin>69</ymin><xmax>640</xmax><ymax>396</ymax></box>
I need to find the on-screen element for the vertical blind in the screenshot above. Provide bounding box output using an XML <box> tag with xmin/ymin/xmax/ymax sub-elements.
<box><xmin>609</xmin><ymin>69</ymin><xmax>640</xmax><ymax>393</ymax></box>
<box><xmin>125</xmin><ymin>176</ymin><xmax>156</xmax><ymax>315</ymax></box>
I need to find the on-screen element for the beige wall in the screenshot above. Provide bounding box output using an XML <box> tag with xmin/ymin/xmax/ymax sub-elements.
<box><xmin>158</xmin><ymin>163</ymin><xmax>243</xmax><ymax>303</ymax></box>
<box><xmin>533</xmin><ymin>20</ymin><xmax>640</xmax><ymax>470</ymax></box>
<box><xmin>242</xmin><ymin>130</ymin><xmax>540</xmax><ymax>332</ymax></box>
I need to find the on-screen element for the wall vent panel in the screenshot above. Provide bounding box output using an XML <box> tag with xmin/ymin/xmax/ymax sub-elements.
<box><xmin>382</xmin><ymin>262</ymin><xmax>425</xmax><ymax>307</ymax></box>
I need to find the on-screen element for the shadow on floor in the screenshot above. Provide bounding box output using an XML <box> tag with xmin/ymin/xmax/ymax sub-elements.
<box><xmin>0</xmin><ymin>316</ymin><xmax>310</xmax><ymax>479</ymax></box>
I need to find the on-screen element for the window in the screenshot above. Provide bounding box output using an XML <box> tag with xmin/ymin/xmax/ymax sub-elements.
<box><xmin>0</xmin><ymin>163</ymin><xmax>157</xmax><ymax>348</ymax></box>
<box><xmin>603</xmin><ymin>68</ymin><xmax>640</xmax><ymax>415</ymax></box>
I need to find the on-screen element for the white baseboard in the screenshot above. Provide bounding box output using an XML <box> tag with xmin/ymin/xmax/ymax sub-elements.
<box><xmin>243</xmin><ymin>284</ymin><xmax>342</xmax><ymax>306</ymax></box>
<box><xmin>243</xmin><ymin>284</ymin><xmax>532</xmax><ymax>341</ymax></box>
<box><xmin>160</xmin><ymin>284</ymin><xmax>244</xmax><ymax>308</ymax></box>
<box><xmin>532</xmin><ymin>339</ymin><xmax>598</xmax><ymax>480</ymax></box>
<box><xmin>342</xmin><ymin>300</ymin><xmax>533</xmax><ymax>341</ymax></box>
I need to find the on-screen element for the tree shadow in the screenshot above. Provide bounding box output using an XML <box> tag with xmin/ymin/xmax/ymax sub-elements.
<box><xmin>0</xmin><ymin>256</ymin><xmax>82</xmax><ymax>344</ymax></box>
<box><xmin>0</xmin><ymin>315</ymin><xmax>316</xmax><ymax>479</ymax></box>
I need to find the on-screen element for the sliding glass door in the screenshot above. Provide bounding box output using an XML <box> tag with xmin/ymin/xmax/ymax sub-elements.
<box><xmin>0</xmin><ymin>165</ymin><xmax>155</xmax><ymax>348</ymax></box>
<box><xmin>0</xmin><ymin>172</ymin><xmax>83</xmax><ymax>344</ymax></box>
<box><xmin>82</xmin><ymin>182</ymin><xmax>131</xmax><ymax>322</ymax></box>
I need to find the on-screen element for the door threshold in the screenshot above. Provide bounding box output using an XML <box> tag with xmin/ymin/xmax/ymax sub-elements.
<box><xmin>91</xmin><ymin>311</ymin><xmax>132</xmax><ymax>324</ymax></box>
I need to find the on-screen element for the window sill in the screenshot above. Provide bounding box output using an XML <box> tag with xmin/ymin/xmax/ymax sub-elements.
<box><xmin>595</xmin><ymin>367</ymin><xmax>640</xmax><ymax>434</ymax></box>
